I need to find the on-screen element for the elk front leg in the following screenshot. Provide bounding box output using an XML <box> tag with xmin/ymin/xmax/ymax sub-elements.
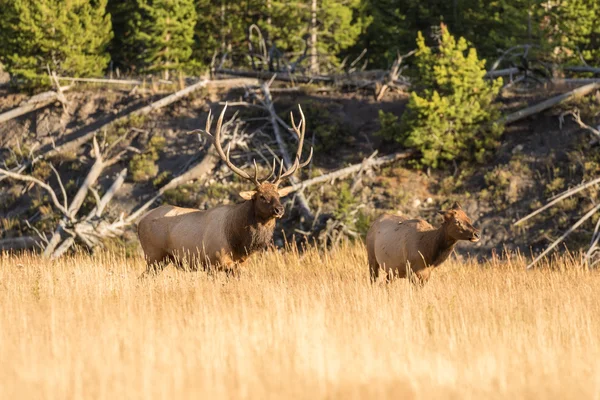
<box><xmin>213</xmin><ymin>251</ymin><xmax>241</xmax><ymax>279</ymax></box>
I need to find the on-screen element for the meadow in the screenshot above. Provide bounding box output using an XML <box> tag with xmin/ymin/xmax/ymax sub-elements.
<box><xmin>0</xmin><ymin>244</ymin><xmax>599</xmax><ymax>399</ymax></box>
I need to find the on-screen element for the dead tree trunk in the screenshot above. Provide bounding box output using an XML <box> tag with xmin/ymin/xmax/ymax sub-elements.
<box><xmin>278</xmin><ymin>150</ymin><xmax>415</xmax><ymax>194</ymax></box>
<box><xmin>0</xmin><ymin>85</ymin><xmax>72</xmax><ymax>124</ymax></box>
<box><xmin>498</xmin><ymin>82</ymin><xmax>600</xmax><ymax>125</ymax></box>
<box><xmin>45</xmin><ymin>79</ymin><xmax>210</xmax><ymax>159</ymax></box>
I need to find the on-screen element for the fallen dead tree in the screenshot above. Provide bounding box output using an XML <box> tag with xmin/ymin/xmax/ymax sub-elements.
<box><xmin>278</xmin><ymin>150</ymin><xmax>415</xmax><ymax>195</ymax></box>
<box><xmin>0</xmin><ymin>85</ymin><xmax>73</xmax><ymax>124</ymax></box>
<box><xmin>43</xmin><ymin>78</ymin><xmax>264</xmax><ymax>159</ymax></box>
<box><xmin>0</xmin><ymin>136</ymin><xmax>130</xmax><ymax>258</ymax></box>
<box><xmin>497</xmin><ymin>82</ymin><xmax>600</xmax><ymax>126</ymax></box>
<box><xmin>43</xmin><ymin>79</ymin><xmax>209</xmax><ymax>159</ymax></box>
<box><xmin>515</xmin><ymin>176</ymin><xmax>600</xmax><ymax>269</ymax></box>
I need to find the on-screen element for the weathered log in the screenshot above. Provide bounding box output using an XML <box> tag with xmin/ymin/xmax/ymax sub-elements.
<box><xmin>57</xmin><ymin>77</ymin><xmax>145</xmax><ymax>85</ymax></box>
<box><xmin>216</xmin><ymin>68</ymin><xmax>333</xmax><ymax>84</ymax></box>
<box><xmin>278</xmin><ymin>150</ymin><xmax>415</xmax><ymax>194</ymax></box>
<box><xmin>526</xmin><ymin>203</ymin><xmax>600</xmax><ymax>270</ymax></box>
<box><xmin>498</xmin><ymin>82</ymin><xmax>600</xmax><ymax>126</ymax></box>
<box><xmin>45</xmin><ymin>79</ymin><xmax>210</xmax><ymax>158</ymax></box>
<box><xmin>515</xmin><ymin>176</ymin><xmax>600</xmax><ymax>226</ymax></box>
<box><xmin>485</xmin><ymin>68</ymin><xmax>520</xmax><ymax>78</ymax></box>
<box><xmin>0</xmin><ymin>85</ymin><xmax>73</xmax><ymax>124</ymax></box>
<box><xmin>564</xmin><ymin>66</ymin><xmax>600</xmax><ymax>75</ymax></box>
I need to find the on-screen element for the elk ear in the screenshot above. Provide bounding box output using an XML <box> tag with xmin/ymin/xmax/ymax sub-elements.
<box><xmin>437</xmin><ymin>210</ymin><xmax>452</xmax><ymax>221</ymax></box>
<box><xmin>451</xmin><ymin>201</ymin><xmax>462</xmax><ymax>210</ymax></box>
<box><xmin>277</xmin><ymin>186</ymin><xmax>295</xmax><ymax>197</ymax></box>
<box><xmin>238</xmin><ymin>190</ymin><xmax>256</xmax><ymax>200</ymax></box>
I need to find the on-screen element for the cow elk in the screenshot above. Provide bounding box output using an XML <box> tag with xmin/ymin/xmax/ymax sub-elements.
<box><xmin>366</xmin><ymin>202</ymin><xmax>480</xmax><ymax>285</ymax></box>
<box><xmin>137</xmin><ymin>103</ymin><xmax>312</xmax><ymax>278</ymax></box>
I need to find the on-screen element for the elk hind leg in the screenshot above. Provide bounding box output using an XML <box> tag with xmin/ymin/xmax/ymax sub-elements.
<box><xmin>368</xmin><ymin>256</ymin><xmax>380</xmax><ymax>284</ymax></box>
<box><xmin>138</xmin><ymin>253</ymin><xmax>172</xmax><ymax>279</ymax></box>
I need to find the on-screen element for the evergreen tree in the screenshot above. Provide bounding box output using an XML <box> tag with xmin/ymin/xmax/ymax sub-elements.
<box><xmin>135</xmin><ymin>0</ymin><xmax>197</xmax><ymax>77</ymax></box>
<box><xmin>107</xmin><ymin>0</ymin><xmax>139</xmax><ymax>72</ymax></box>
<box><xmin>0</xmin><ymin>0</ymin><xmax>112</xmax><ymax>87</ymax></box>
<box><xmin>541</xmin><ymin>0</ymin><xmax>600</xmax><ymax>63</ymax></box>
<box><xmin>355</xmin><ymin>0</ymin><xmax>546</xmax><ymax>69</ymax></box>
<box><xmin>192</xmin><ymin>1</ymin><xmax>365</xmax><ymax>72</ymax></box>
<box><xmin>398</xmin><ymin>24</ymin><xmax>503</xmax><ymax>168</ymax></box>
<box><xmin>108</xmin><ymin>0</ymin><xmax>196</xmax><ymax>76</ymax></box>
<box><xmin>194</xmin><ymin>0</ymin><xmax>264</xmax><ymax>68</ymax></box>
<box><xmin>317</xmin><ymin>0</ymin><xmax>366</xmax><ymax>70</ymax></box>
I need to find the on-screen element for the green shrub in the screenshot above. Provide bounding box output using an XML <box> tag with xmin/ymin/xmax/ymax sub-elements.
<box><xmin>398</xmin><ymin>24</ymin><xmax>503</xmax><ymax>168</ymax></box>
<box><xmin>296</xmin><ymin>102</ymin><xmax>351</xmax><ymax>154</ymax></box>
<box><xmin>129</xmin><ymin>135</ymin><xmax>166</xmax><ymax>183</ymax></box>
<box><xmin>375</xmin><ymin>110</ymin><xmax>402</xmax><ymax>141</ymax></box>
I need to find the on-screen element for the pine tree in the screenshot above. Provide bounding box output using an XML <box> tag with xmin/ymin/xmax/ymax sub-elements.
<box><xmin>354</xmin><ymin>0</ymin><xmax>546</xmax><ymax>69</ymax></box>
<box><xmin>0</xmin><ymin>0</ymin><xmax>112</xmax><ymax>87</ymax></box>
<box><xmin>398</xmin><ymin>24</ymin><xmax>503</xmax><ymax>168</ymax></box>
<box><xmin>192</xmin><ymin>1</ymin><xmax>365</xmax><ymax>73</ymax></box>
<box><xmin>194</xmin><ymin>0</ymin><xmax>264</xmax><ymax>68</ymax></box>
<box><xmin>107</xmin><ymin>0</ymin><xmax>139</xmax><ymax>73</ymax></box>
<box><xmin>108</xmin><ymin>0</ymin><xmax>197</xmax><ymax>76</ymax></box>
<box><xmin>316</xmin><ymin>0</ymin><xmax>366</xmax><ymax>70</ymax></box>
<box><xmin>541</xmin><ymin>0</ymin><xmax>600</xmax><ymax>63</ymax></box>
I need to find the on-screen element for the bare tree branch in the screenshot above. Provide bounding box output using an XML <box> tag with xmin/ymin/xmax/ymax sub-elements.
<box><xmin>514</xmin><ymin>176</ymin><xmax>600</xmax><ymax>226</ymax></box>
<box><xmin>527</xmin><ymin>203</ymin><xmax>600</xmax><ymax>270</ymax></box>
<box><xmin>559</xmin><ymin>108</ymin><xmax>600</xmax><ymax>141</ymax></box>
<box><xmin>0</xmin><ymin>167</ymin><xmax>70</xmax><ymax>216</ymax></box>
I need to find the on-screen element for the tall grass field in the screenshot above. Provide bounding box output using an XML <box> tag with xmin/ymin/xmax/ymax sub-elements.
<box><xmin>1</xmin><ymin>244</ymin><xmax>599</xmax><ymax>399</ymax></box>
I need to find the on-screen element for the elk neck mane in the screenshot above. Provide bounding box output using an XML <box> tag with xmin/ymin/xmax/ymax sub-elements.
<box><xmin>225</xmin><ymin>199</ymin><xmax>276</xmax><ymax>258</ymax></box>
<box><xmin>420</xmin><ymin>223</ymin><xmax>458</xmax><ymax>267</ymax></box>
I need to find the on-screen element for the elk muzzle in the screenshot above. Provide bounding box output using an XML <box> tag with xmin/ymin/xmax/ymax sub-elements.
<box><xmin>273</xmin><ymin>204</ymin><xmax>285</xmax><ymax>219</ymax></box>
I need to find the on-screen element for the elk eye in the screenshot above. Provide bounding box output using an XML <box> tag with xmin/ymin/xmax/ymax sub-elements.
<box><xmin>260</xmin><ymin>195</ymin><xmax>267</xmax><ymax>201</ymax></box>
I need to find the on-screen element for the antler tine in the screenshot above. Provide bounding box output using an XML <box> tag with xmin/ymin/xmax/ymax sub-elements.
<box><xmin>204</xmin><ymin>108</ymin><xmax>213</xmax><ymax>137</ymax></box>
<box><xmin>211</xmin><ymin>103</ymin><xmax>252</xmax><ymax>181</ymax></box>
<box><xmin>273</xmin><ymin>105</ymin><xmax>313</xmax><ymax>185</ymax></box>
<box><xmin>262</xmin><ymin>157</ymin><xmax>278</xmax><ymax>182</ymax></box>
<box><xmin>272</xmin><ymin>156</ymin><xmax>287</xmax><ymax>184</ymax></box>
<box><xmin>251</xmin><ymin>159</ymin><xmax>261</xmax><ymax>185</ymax></box>
<box><xmin>299</xmin><ymin>147</ymin><xmax>313</xmax><ymax>168</ymax></box>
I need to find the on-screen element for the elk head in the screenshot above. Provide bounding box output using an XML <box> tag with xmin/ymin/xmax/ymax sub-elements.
<box><xmin>205</xmin><ymin>103</ymin><xmax>313</xmax><ymax>221</ymax></box>
<box><xmin>438</xmin><ymin>202</ymin><xmax>481</xmax><ymax>242</ymax></box>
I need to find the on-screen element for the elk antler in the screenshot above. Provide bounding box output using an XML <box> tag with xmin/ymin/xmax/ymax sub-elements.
<box><xmin>272</xmin><ymin>105</ymin><xmax>313</xmax><ymax>186</ymax></box>
<box><xmin>207</xmin><ymin>103</ymin><xmax>279</xmax><ymax>186</ymax></box>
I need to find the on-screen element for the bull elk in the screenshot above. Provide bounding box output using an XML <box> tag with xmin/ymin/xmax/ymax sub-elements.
<box><xmin>137</xmin><ymin>103</ymin><xmax>312</xmax><ymax>278</ymax></box>
<box><xmin>366</xmin><ymin>202</ymin><xmax>480</xmax><ymax>285</ymax></box>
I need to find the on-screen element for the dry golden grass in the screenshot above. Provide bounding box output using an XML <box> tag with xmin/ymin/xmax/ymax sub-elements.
<box><xmin>1</xmin><ymin>244</ymin><xmax>599</xmax><ymax>399</ymax></box>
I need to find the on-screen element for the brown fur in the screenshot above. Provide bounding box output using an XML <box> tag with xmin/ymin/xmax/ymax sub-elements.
<box><xmin>137</xmin><ymin>182</ymin><xmax>285</xmax><ymax>278</ymax></box>
<box><xmin>366</xmin><ymin>202</ymin><xmax>480</xmax><ymax>285</ymax></box>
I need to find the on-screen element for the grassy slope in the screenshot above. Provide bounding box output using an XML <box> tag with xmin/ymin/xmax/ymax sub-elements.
<box><xmin>1</xmin><ymin>245</ymin><xmax>598</xmax><ymax>399</ymax></box>
<box><xmin>0</xmin><ymin>85</ymin><xmax>598</xmax><ymax>257</ymax></box>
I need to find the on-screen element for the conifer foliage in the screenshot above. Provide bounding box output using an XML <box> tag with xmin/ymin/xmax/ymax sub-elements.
<box><xmin>398</xmin><ymin>24</ymin><xmax>503</xmax><ymax>168</ymax></box>
<box><xmin>109</xmin><ymin>0</ymin><xmax>197</xmax><ymax>77</ymax></box>
<box><xmin>0</xmin><ymin>0</ymin><xmax>112</xmax><ymax>86</ymax></box>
